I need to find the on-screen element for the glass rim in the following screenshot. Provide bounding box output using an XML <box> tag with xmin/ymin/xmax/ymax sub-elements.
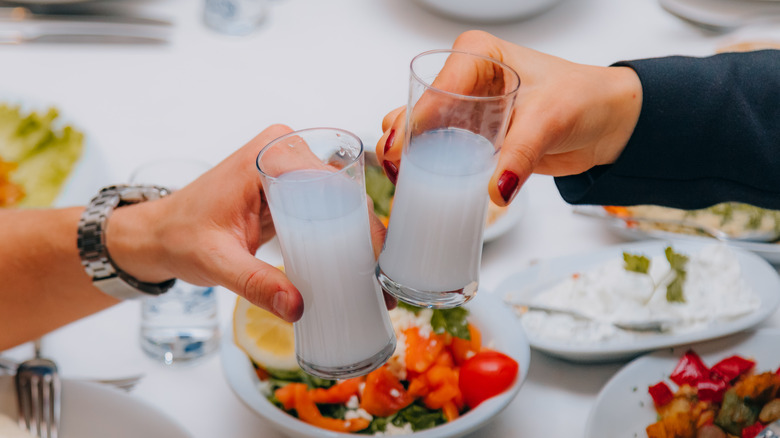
<box><xmin>255</xmin><ymin>127</ymin><xmax>364</xmax><ymax>182</ymax></box>
<box><xmin>410</xmin><ymin>49</ymin><xmax>521</xmax><ymax>101</ymax></box>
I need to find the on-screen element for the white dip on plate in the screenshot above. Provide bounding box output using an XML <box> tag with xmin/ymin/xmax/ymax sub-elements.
<box><xmin>514</xmin><ymin>244</ymin><xmax>760</xmax><ymax>344</ymax></box>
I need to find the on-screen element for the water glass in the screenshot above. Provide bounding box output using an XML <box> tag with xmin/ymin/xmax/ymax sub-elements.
<box><xmin>130</xmin><ymin>159</ymin><xmax>220</xmax><ymax>365</ymax></box>
<box><xmin>256</xmin><ymin>128</ymin><xmax>396</xmax><ymax>379</ymax></box>
<box><xmin>203</xmin><ymin>0</ymin><xmax>268</xmax><ymax>36</ymax></box>
<box><xmin>376</xmin><ymin>50</ymin><xmax>521</xmax><ymax>309</ymax></box>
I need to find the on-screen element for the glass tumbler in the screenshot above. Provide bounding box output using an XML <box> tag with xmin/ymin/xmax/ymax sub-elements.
<box><xmin>376</xmin><ymin>50</ymin><xmax>521</xmax><ymax>309</ymax></box>
<box><xmin>256</xmin><ymin>128</ymin><xmax>396</xmax><ymax>379</ymax></box>
<box><xmin>130</xmin><ymin>159</ymin><xmax>220</xmax><ymax>365</ymax></box>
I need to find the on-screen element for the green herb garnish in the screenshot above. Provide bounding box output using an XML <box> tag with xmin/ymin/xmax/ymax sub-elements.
<box><xmin>623</xmin><ymin>252</ymin><xmax>650</xmax><ymax>274</ymax></box>
<box><xmin>431</xmin><ymin>307</ymin><xmax>470</xmax><ymax>340</ymax></box>
<box><xmin>664</xmin><ymin>246</ymin><xmax>688</xmax><ymax>303</ymax></box>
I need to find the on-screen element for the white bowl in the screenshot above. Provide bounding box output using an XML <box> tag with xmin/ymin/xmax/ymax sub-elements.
<box><xmin>412</xmin><ymin>0</ymin><xmax>565</xmax><ymax>23</ymax></box>
<box><xmin>221</xmin><ymin>291</ymin><xmax>531</xmax><ymax>438</ymax></box>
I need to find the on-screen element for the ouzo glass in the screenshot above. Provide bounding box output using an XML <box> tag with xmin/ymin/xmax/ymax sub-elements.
<box><xmin>377</xmin><ymin>50</ymin><xmax>521</xmax><ymax>309</ymax></box>
<box><xmin>256</xmin><ymin>128</ymin><xmax>396</xmax><ymax>379</ymax></box>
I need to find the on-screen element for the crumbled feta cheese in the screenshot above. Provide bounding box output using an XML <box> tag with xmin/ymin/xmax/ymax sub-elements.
<box><xmin>386</xmin><ymin>331</ymin><xmax>407</xmax><ymax>380</ymax></box>
<box><xmin>256</xmin><ymin>379</ymin><xmax>273</xmax><ymax>396</ymax></box>
<box><xmin>346</xmin><ymin>395</ymin><xmax>360</xmax><ymax>409</ymax></box>
<box><xmin>389</xmin><ymin>307</ymin><xmax>434</xmax><ymax>338</ymax></box>
<box><xmin>374</xmin><ymin>422</ymin><xmax>414</xmax><ymax>436</ymax></box>
<box><xmin>359</xmin><ymin>382</ymin><xmax>366</xmax><ymax>396</ymax></box>
<box><xmin>345</xmin><ymin>408</ymin><xmax>373</xmax><ymax>422</ymax></box>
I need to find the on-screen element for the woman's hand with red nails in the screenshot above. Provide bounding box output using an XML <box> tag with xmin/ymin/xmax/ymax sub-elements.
<box><xmin>377</xmin><ymin>30</ymin><xmax>643</xmax><ymax>207</ymax></box>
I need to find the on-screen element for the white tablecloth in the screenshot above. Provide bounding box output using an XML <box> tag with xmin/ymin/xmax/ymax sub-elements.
<box><xmin>3</xmin><ymin>0</ymin><xmax>778</xmax><ymax>436</ymax></box>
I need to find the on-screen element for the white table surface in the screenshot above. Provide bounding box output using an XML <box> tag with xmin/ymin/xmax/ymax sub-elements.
<box><xmin>3</xmin><ymin>0</ymin><xmax>779</xmax><ymax>437</ymax></box>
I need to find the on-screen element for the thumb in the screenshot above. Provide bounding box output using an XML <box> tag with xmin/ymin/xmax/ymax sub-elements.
<box><xmin>214</xmin><ymin>246</ymin><xmax>304</xmax><ymax>322</ymax></box>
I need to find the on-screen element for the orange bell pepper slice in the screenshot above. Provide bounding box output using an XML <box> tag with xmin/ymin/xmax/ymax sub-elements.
<box><xmin>309</xmin><ymin>377</ymin><xmax>363</xmax><ymax>404</ymax></box>
<box><xmin>360</xmin><ymin>365</ymin><xmax>414</xmax><ymax>417</ymax></box>
<box><xmin>451</xmin><ymin>323</ymin><xmax>482</xmax><ymax>365</ymax></box>
<box><xmin>274</xmin><ymin>383</ymin><xmax>307</xmax><ymax>411</ymax></box>
<box><xmin>404</xmin><ymin>327</ymin><xmax>445</xmax><ymax>373</ymax></box>
<box><xmin>293</xmin><ymin>384</ymin><xmax>369</xmax><ymax>433</ymax></box>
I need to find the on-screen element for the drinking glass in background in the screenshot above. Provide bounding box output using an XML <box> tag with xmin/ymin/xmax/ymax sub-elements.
<box><xmin>256</xmin><ymin>128</ymin><xmax>396</xmax><ymax>379</ymax></box>
<box><xmin>377</xmin><ymin>50</ymin><xmax>521</xmax><ymax>309</ymax></box>
<box><xmin>203</xmin><ymin>0</ymin><xmax>268</xmax><ymax>36</ymax></box>
<box><xmin>129</xmin><ymin>159</ymin><xmax>220</xmax><ymax>366</ymax></box>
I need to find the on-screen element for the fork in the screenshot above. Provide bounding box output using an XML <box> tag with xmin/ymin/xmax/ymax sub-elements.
<box><xmin>15</xmin><ymin>358</ymin><xmax>61</xmax><ymax>438</ymax></box>
<box><xmin>0</xmin><ymin>356</ymin><xmax>143</xmax><ymax>392</ymax></box>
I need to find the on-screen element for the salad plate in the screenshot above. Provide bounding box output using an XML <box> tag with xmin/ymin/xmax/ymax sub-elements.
<box><xmin>0</xmin><ymin>375</ymin><xmax>190</xmax><ymax>438</ymax></box>
<box><xmin>659</xmin><ymin>0</ymin><xmax>780</xmax><ymax>32</ymax></box>
<box><xmin>493</xmin><ymin>240</ymin><xmax>780</xmax><ymax>362</ymax></box>
<box><xmin>585</xmin><ymin>329</ymin><xmax>780</xmax><ymax>438</ymax></box>
<box><xmin>575</xmin><ymin>205</ymin><xmax>780</xmax><ymax>265</ymax></box>
<box><xmin>0</xmin><ymin>95</ymin><xmax>109</xmax><ymax>209</ymax></box>
<box><xmin>221</xmin><ymin>291</ymin><xmax>531</xmax><ymax>438</ymax></box>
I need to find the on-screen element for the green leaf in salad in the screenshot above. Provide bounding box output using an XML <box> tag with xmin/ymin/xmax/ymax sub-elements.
<box><xmin>623</xmin><ymin>252</ymin><xmax>650</xmax><ymax>274</ymax></box>
<box><xmin>394</xmin><ymin>402</ymin><xmax>447</xmax><ymax>431</ymax></box>
<box><xmin>397</xmin><ymin>301</ymin><xmax>422</xmax><ymax>315</ymax></box>
<box><xmin>431</xmin><ymin>307</ymin><xmax>470</xmax><ymax>341</ymax></box>
<box><xmin>365</xmin><ymin>165</ymin><xmax>395</xmax><ymax>218</ymax></box>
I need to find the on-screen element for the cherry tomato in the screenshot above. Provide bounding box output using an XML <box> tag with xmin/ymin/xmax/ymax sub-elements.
<box><xmin>458</xmin><ymin>351</ymin><xmax>519</xmax><ymax>408</ymax></box>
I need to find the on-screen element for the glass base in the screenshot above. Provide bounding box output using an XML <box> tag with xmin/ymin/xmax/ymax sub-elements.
<box><xmin>298</xmin><ymin>336</ymin><xmax>396</xmax><ymax>380</ymax></box>
<box><xmin>140</xmin><ymin>327</ymin><xmax>220</xmax><ymax>366</ymax></box>
<box><xmin>376</xmin><ymin>266</ymin><xmax>477</xmax><ymax>309</ymax></box>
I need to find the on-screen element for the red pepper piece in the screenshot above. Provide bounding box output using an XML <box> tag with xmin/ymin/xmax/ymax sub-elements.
<box><xmin>696</xmin><ymin>378</ymin><xmax>729</xmax><ymax>403</ymax></box>
<box><xmin>670</xmin><ymin>349</ymin><xmax>710</xmax><ymax>387</ymax></box>
<box><xmin>741</xmin><ymin>422</ymin><xmax>766</xmax><ymax>438</ymax></box>
<box><xmin>710</xmin><ymin>355</ymin><xmax>755</xmax><ymax>383</ymax></box>
<box><xmin>648</xmin><ymin>381</ymin><xmax>674</xmax><ymax>406</ymax></box>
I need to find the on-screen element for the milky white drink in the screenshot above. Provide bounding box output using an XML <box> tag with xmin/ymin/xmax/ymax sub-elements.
<box><xmin>266</xmin><ymin>169</ymin><xmax>395</xmax><ymax>376</ymax></box>
<box><xmin>378</xmin><ymin>128</ymin><xmax>497</xmax><ymax>304</ymax></box>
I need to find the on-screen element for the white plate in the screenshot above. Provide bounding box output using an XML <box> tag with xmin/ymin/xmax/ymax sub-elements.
<box><xmin>575</xmin><ymin>205</ymin><xmax>780</xmax><ymax>265</ymax></box>
<box><xmin>659</xmin><ymin>0</ymin><xmax>780</xmax><ymax>30</ymax></box>
<box><xmin>483</xmin><ymin>189</ymin><xmax>527</xmax><ymax>243</ymax></box>
<box><xmin>221</xmin><ymin>291</ymin><xmax>531</xmax><ymax>438</ymax></box>
<box><xmin>0</xmin><ymin>95</ymin><xmax>110</xmax><ymax>208</ymax></box>
<box><xmin>493</xmin><ymin>240</ymin><xmax>780</xmax><ymax>362</ymax></box>
<box><xmin>0</xmin><ymin>375</ymin><xmax>190</xmax><ymax>438</ymax></box>
<box><xmin>585</xmin><ymin>328</ymin><xmax>780</xmax><ymax>438</ymax></box>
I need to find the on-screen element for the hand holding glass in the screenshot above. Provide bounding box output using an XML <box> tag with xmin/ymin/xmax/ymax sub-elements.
<box><xmin>377</xmin><ymin>50</ymin><xmax>521</xmax><ymax>308</ymax></box>
<box><xmin>256</xmin><ymin>128</ymin><xmax>395</xmax><ymax>379</ymax></box>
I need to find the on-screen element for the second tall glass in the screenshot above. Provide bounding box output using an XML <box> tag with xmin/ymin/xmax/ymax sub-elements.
<box><xmin>377</xmin><ymin>50</ymin><xmax>521</xmax><ymax>309</ymax></box>
<box><xmin>256</xmin><ymin>128</ymin><xmax>396</xmax><ymax>379</ymax></box>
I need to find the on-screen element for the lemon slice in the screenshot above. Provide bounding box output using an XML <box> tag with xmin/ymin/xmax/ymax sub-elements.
<box><xmin>233</xmin><ymin>296</ymin><xmax>299</xmax><ymax>372</ymax></box>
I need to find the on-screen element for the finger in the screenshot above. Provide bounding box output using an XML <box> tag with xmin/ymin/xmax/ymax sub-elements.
<box><xmin>382</xmin><ymin>106</ymin><xmax>404</xmax><ymax>132</ymax></box>
<box><xmin>214</xmin><ymin>246</ymin><xmax>304</xmax><ymax>322</ymax></box>
<box><xmin>487</xmin><ymin>109</ymin><xmax>545</xmax><ymax>206</ymax></box>
<box><xmin>366</xmin><ymin>199</ymin><xmax>387</xmax><ymax>260</ymax></box>
<box><xmin>376</xmin><ymin>111</ymin><xmax>405</xmax><ymax>184</ymax></box>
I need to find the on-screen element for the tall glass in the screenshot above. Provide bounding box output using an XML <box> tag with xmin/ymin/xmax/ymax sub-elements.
<box><xmin>377</xmin><ymin>50</ymin><xmax>521</xmax><ymax>309</ymax></box>
<box><xmin>256</xmin><ymin>128</ymin><xmax>396</xmax><ymax>379</ymax></box>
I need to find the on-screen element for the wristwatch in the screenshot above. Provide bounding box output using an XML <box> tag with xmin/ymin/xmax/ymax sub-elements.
<box><xmin>77</xmin><ymin>184</ymin><xmax>177</xmax><ymax>300</ymax></box>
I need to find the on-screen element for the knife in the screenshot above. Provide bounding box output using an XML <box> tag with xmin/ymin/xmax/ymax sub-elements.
<box><xmin>0</xmin><ymin>28</ymin><xmax>168</xmax><ymax>44</ymax></box>
<box><xmin>0</xmin><ymin>6</ymin><xmax>173</xmax><ymax>27</ymax></box>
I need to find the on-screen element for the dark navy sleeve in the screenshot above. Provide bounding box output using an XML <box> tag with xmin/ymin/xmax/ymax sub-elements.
<box><xmin>555</xmin><ymin>49</ymin><xmax>780</xmax><ymax>210</ymax></box>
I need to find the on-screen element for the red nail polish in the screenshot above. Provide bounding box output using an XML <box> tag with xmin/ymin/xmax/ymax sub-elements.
<box><xmin>383</xmin><ymin>160</ymin><xmax>398</xmax><ymax>185</ymax></box>
<box><xmin>383</xmin><ymin>130</ymin><xmax>396</xmax><ymax>154</ymax></box>
<box><xmin>497</xmin><ymin>170</ymin><xmax>520</xmax><ymax>204</ymax></box>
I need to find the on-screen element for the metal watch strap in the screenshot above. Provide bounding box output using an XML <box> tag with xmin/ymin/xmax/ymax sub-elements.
<box><xmin>77</xmin><ymin>184</ymin><xmax>176</xmax><ymax>300</ymax></box>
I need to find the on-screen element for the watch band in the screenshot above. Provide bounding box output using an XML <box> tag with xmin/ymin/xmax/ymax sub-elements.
<box><xmin>77</xmin><ymin>184</ymin><xmax>176</xmax><ymax>300</ymax></box>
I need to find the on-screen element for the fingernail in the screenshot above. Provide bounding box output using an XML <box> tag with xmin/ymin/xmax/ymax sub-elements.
<box><xmin>272</xmin><ymin>291</ymin><xmax>289</xmax><ymax>319</ymax></box>
<box><xmin>497</xmin><ymin>170</ymin><xmax>520</xmax><ymax>204</ymax></box>
<box><xmin>383</xmin><ymin>160</ymin><xmax>398</xmax><ymax>185</ymax></box>
<box><xmin>383</xmin><ymin>129</ymin><xmax>396</xmax><ymax>154</ymax></box>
